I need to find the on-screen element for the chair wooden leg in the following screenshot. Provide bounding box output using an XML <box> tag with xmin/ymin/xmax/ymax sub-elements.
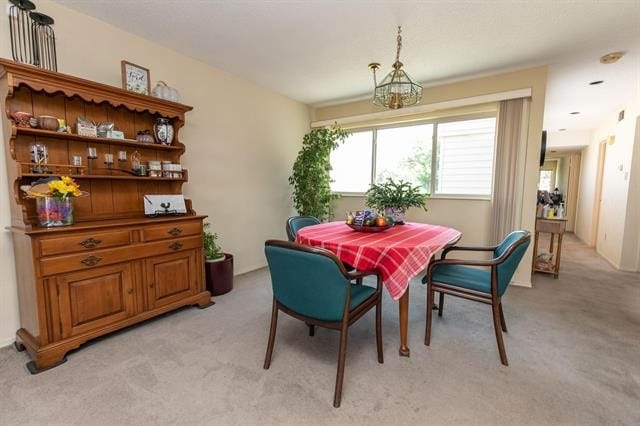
<box><xmin>438</xmin><ymin>292</ymin><xmax>445</xmax><ymax>317</ymax></box>
<box><xmin>498</xmin><ymin>302</ymin><xmax>507</xmax><ymax>333</ymax></box>
<box><xmin>307</xmin><ymin>323</ymin><xmax>315</xmax><ymax>336</ymax></box>
<box><xmin>263</xmin><ymin>299</ymin><xmax>279</xmax><ymax>369</ymax></box>
<box><xmin>491</xmin><ymin>301</ymin><xmax>509</xmax><ymax>366</ymax></box>
<box><xmin>375</xmin><ymin>296</ymin><xmax>383</xmax><ymax>364</ymax></box>
<box><xmin>333</xmin><ymin>320</ymin><xmax>349</xmax><ymax>408</ymax></box>
<box><xmin>424</xmin><ymin>284</ymin><xmax>434</xmax><ymax>346</ymax></box>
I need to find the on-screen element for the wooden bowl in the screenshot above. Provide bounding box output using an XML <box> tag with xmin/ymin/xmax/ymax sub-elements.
<box><xmin>37</xmin><ymin>115</ymin><xmax>60</xmax><ymax>131</ymax></box>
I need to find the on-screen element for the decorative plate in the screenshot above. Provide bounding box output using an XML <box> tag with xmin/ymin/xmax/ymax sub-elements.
<box><xmin>347</xmin><ymin>223</ymin><xmax>394</xmax><ymax>233</ymax></box>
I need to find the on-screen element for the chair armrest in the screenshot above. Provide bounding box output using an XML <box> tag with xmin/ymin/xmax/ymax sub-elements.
<box><xmin>346</xmin><ymin>269</ymin><xmax>383</xmax><ymax>291</ymax></box>
<box><xmin>441</xmin><ymin>245</ymin><xmax>498</xmax><ymax>259</ymax></box>
<box><xmin>422</xmin><ymin>258</ymin><xmax>496</xmax><ymax>283</ymax></box>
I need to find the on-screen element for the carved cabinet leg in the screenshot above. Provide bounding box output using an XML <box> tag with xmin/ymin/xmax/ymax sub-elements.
<box><xmin>14</xmin><ymin>340</ymin><xmax>26</xmax><ymax>352</ymax></box>
<box><xmin>26</xmin><ymin>355</ymin><xmax>68</xmax><ymax>375</ymax></box>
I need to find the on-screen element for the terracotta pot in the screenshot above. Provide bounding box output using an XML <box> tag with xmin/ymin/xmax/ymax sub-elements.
<box><xmin>205</xmin><ymin>253</ymin><xmax>234</xmax><ymax>296</ymax></box>
<box><xmin>384</xmin><ymin>207</ymin><xmax>406</xmax><ymax>224</ymax></box>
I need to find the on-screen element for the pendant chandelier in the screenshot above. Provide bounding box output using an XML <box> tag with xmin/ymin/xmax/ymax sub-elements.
<box><xmin>368</xmin><ymin>26</ymin><xmax>422</xmax><ymax>109</ymax></box>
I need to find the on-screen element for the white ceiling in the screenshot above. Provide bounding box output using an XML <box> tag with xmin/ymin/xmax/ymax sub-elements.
<box><xmin>56</xmin><ymin>0</ymin><xmax>640</xmax><ymax>131</ymax></box>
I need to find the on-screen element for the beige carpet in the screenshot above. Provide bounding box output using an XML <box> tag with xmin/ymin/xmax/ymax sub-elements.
<box><xmin>1</xmin><ymin>234</ymin><xmax>638</xmax><ymax>425</ymax></box>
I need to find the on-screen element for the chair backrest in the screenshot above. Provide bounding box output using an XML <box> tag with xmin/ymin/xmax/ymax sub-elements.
<box><xmin>493</xmin><ymin>230</ymin><xmax>531</xmax><ymax>296</ymax></box>
<box><xmin>264</xmin><ymin>240</ymin><xmax>350</xmax><ymax>321</ymax></box>
<box><xmin>286</xmin><ymin>216</ymin><xmax>321</xmax><ymax>241</ymax></box>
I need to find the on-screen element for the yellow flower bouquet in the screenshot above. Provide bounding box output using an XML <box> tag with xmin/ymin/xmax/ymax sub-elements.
<box><xmin>22</xmin><ymin>176</ymin><xmax>88</xmax><ymax>227</ymax></box>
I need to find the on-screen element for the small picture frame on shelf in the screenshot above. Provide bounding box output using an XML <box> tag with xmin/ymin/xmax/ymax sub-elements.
<box><xmin>77</xmin><ymin>120</ymin><xmax>97</xmax><ymax>137</ymax></box>
<box><xmin>143</xmin><ymin>194</ymin><xmax>187</xmax><ymax>216</ymax></box>
<box><xmin>121</xmin><ymin>60</ymin><xmax>150</xmax><ymax>95</ymax></box>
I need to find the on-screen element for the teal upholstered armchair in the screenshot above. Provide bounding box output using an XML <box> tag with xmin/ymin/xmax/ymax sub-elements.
<box><xmin>264</xmin><ymin>240</ymin><xmax>383</xmax><ymax>408</ymax></box>
<box><xmin>286</xmin><ymin>216</ymin><xmax>321</xmax><ymax>242</ymax></box>
<box><xmin>422</xmin><ymin>230</ymin><xmax>531</xmax><ymax>366</ymax></box>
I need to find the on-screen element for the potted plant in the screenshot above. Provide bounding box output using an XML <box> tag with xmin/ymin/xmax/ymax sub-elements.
<box><xmin>203</xmin><ymin>223</ymin><xmax>234</xmax><ymax>296</ymax></box>
<box><xmin>288</xmin><ymin>125</ymin><xmax>349</xmax><ymax>221</ymax></box>
<box><xmin>365</xmin><ymin>178</ymin><xmax>428</xmax><ymax>224</ymax></box>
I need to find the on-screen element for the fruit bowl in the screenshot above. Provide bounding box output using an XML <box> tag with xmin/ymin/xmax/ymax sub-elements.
<box><xmin>347</xmin><ymin>223</ymin><xmax>394</xmax><ymax>233</ymax></box>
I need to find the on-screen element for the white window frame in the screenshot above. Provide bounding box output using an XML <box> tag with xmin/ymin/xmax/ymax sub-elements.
<box><xmin>334</xmin><ymin>112</ymin><xmax>497</xmax><ymax>200</ymax></box>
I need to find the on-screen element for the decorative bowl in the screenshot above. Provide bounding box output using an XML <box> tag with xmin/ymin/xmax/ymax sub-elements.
<box><xmin>347</xmin><ymin>223</ymin><xmax>394</xmax><ymax>233</ymax></box>
<box><xmin>136</xmin><ymin>131</ymin><xmax>155</xmax><ymax>144</ymax></box>
<box><xmin>11</xmin><ymin>111</ymin><xmax>33</xmax><ymax>127</ymax></box>
<box><xmin>37</xmin><ymin>115</ymin><xmax>60</xmax><ymax>131</ymax></box>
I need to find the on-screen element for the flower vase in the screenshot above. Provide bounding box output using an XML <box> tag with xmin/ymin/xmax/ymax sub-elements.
<box><xmin>153</xmin><ymin>118</ymin><xmax>174</xmax><ymax>145</ymax></box>
<box><xmin>36</xmin><ymin>196</ymin><xmax>74</xmax><ymax>227</ymax></box>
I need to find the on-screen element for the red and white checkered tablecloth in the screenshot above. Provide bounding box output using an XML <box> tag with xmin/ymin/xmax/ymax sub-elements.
<box><xmin>296</xmin><ymin>221</ymin><xmax>462</xmax><ymax>300</ymax></box>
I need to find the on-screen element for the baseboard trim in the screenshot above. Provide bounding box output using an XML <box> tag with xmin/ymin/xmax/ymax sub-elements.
<box><xmin>0</xmin><ymin>336</ymin><xmax>15</xmax><ymax>349</ymax></box>
<box><xmin>511</xmin><ymin>279</ymin><xmax>532</xmax><ymax>288</ymax></box>
<box><xmin>596</xmin><ymin>248</ymin><xmax>622</xmax><ymax>270</ymax></box>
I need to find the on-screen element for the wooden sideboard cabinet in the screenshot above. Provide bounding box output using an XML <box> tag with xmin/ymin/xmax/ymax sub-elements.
<box><xmin>0</xmin><ymin>60</ymin><xmax>212</xmax><ymax>373</ymax></box>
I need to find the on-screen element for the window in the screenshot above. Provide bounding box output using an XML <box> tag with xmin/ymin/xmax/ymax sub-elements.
<box><xmin>330</xmin><ymin>130</ymin><xmax>373</xmax><ymax>193</ymax></box>
<box><xmin>329</xmin><ymin>115</ymin><xmax>496</xmax><ymax>197</ymax></box>
<box><xmin>436</xmin><ymin>118</ymin><xmax>496</xmax><ymax>196</ymax></box>
<box><xmin>376</xmin><ymin>124</ymin><xmax>433</xmax><ymax>191</ymax></box>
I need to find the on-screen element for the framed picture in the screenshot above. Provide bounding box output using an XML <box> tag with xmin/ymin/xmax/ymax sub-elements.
<box><xmin>121</xmin><ymin>60</ymin><xmax>150</xmax><ymax>95</ymax></box>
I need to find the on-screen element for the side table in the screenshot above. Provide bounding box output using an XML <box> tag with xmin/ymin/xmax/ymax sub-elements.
<box><xmin>532</xmin><ymin>217</ymin><xmax>568</xmax><ymax>279</ymax></box>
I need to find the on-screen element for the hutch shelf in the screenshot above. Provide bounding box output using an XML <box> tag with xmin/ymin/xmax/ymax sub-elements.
<box><xmin>0</xmin><ymin>59</ymin><xmax>212</xmax><ymax>373</ymax></box>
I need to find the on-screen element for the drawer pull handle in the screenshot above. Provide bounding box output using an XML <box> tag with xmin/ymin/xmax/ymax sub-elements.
<box><xmin>127</xmin><ymin>288</ymin><xmax>134</xmax><ymax>294</ymax></box>
<box><xmin>80</xmin><ymin>237</ymin><xmax>102</xmax><ymax>248</ymax></box>
<box><xmin>168</xmin><ymin>228</ymin><xmax>183</xmax><ymax>236</ymax></box>
<box><xmin>80</xmin><ymin>255</ymin><xmax>102</xmax><ymax>267</ymax></box>
<box><xmin>149</xmin><ymin>283</ymin><xmax>155</xmax><ymax>288</ymax></box>
<box><xmin>169</xmin><ymin>242</ymin><xmax>183</xmax><ymax>251</ymax></box>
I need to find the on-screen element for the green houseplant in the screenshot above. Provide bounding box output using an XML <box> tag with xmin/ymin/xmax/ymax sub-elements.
<box><xmin>365</xmin><ymin>178</ymin><xmax>428</xmax><ymax>224</ymax></box>
<box><xmin>289</xmin><ymin>125</ymin><xmax>349</xmax><ymax>221</ymax></box>
<box><xmin>203</xmin><ymin>223</ymin><xmax>234</xmax><ymax>296</ymax></box>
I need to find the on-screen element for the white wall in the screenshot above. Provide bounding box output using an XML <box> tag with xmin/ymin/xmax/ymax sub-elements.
<box><xmin>0</xmin><ymin>0</ymin><xmax>310</xmax><ymax>345</ymax></box>
<box><xmin>334</xmin><ymin>196</ymin><xmax>491</xmax><ymax>246</ymax></box>
<box><xmin>556</xmin><ymin>157</ymin><xmax>569</xmax><ymax>195</ymax></box>
<box><xmin>575</xmin><ymin>139</ymin><xmax>600</xmax><ymax>244</ymax></box>
<box><xmin>575</xmin><ymin>99</ymin><xmax>640</xmax><ymax>270</ymax></box>
<box><xmin>547</xmin><ymin>129</ymin><xmax>592</xmax><ymax>150</ymax></box>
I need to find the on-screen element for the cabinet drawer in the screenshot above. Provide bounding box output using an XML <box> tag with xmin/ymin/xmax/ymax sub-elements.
<box><xmin>536</xmin><ymin>219</ymin><xmax>566</xmax><ymax>234</ymax></box>
<box><xmin>143</xmin><ymin>221</ymin><xmax>202</xmax><ymax>242</ymax></box>
<box><xmin>40</xmin><ymin>230</ymin><xmax>131</xmax><ymax>257</ymax></box>
<box><xmin>39</xmin><ymin>235</ymin><xmax>202</xmax><ymax>277</ymax></box>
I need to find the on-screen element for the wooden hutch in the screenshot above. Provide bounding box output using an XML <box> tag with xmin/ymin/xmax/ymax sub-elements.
<box><xmin>0</xmin><ymin>60</ymin><xmax>212</xmax><ymax>373</ymax></box>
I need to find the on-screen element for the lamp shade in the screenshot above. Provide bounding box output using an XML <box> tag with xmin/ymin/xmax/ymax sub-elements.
<box><xmin>373</xmin><ymin>62</ymin><xmax>422</xmax><ymax>109</ymax></box>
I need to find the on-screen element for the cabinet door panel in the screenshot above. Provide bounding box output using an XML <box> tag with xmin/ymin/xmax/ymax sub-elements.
<box><xmin>146</xmin><ymin>250</ymin><xmax>197</xmax><ymax>309</ymax></box>
<box><xmin>57</xmin><ymin>263</ymin><xmax>135</xmax><ymax>338</ymax></box>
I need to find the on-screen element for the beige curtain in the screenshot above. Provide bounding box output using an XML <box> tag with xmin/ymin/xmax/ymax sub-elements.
<box><xmin>490</xmin><ymin>98</ymin><xmax>531</xmax><ymax>244</ymax></box>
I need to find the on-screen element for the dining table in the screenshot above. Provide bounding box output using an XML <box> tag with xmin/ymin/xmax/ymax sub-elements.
<box><xmin>296</xmin><ymin>221</ymin><xmax>462</xmax><ymax>357</ymax></box>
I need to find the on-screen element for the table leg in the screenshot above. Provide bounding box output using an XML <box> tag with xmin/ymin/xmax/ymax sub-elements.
<box><xmin>554</xmin><ymin>232</ymin><xmax>563</xmax><ymax>279</ymax></box>
<box><xmin>549</xmin><ymin>233</ymin><xmax>555</xmax><ymax>254</ymax></box>
<box><xmin>398</xmin><ymin>288</ymin><xmax>410</xmax><ymax>357</ymax></box>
